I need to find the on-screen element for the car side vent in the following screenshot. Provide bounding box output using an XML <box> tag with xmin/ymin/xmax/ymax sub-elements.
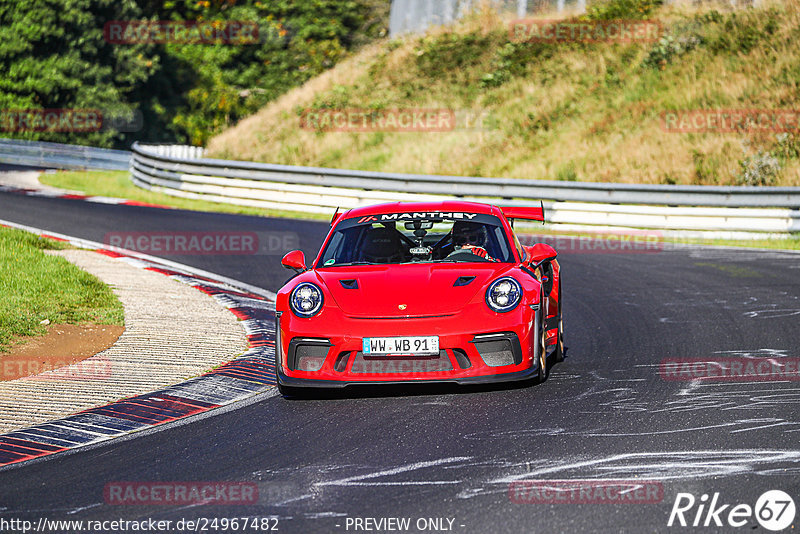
<box><xmin>339</xmin><ymin>279</ymin><xmax>358</xmax><ymax>289</ymax></box>
<box><xmin>454</xmin><ymin>276</ymin><xmax>476</xmax><ymax>287</ymax></box>
<box><xmin>334</xmin><ymin>351</ymin><xmax>351</xmax><ymax>372</ymax></box>
<box><xmin>452</xmin><ymin>348</ymin><xmax>472</xmax><ymax>369</ymax></box>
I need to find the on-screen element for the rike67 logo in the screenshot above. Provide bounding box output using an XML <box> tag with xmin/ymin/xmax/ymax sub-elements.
<box><xmin>668</xmin><ymin>490</ymin><xmax>796</xmax><ymax>531</ymax></box>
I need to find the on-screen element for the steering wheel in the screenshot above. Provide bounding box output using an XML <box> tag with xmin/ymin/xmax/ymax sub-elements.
<box><xmin>445</xmin><ymin>249</ymin><xmax>492</xmax><ymax>262</ymax></box>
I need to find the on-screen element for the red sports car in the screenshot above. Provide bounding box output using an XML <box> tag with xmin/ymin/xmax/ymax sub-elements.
<box><xmin>275</xmin><ymin>201</ymin><xmax>563</xmax><ymax>395</ymax></box>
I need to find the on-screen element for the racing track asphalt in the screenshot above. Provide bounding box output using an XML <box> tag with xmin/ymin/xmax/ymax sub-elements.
<box><xmin>1</xmin><ymin>190</ymin><xmax>799</xmax><ymax>533</ymax></box>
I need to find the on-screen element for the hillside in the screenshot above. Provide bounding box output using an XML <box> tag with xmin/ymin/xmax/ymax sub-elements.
<box><xmin>207</xmin><ymin>0</ymin><xmax>800</xmax><ymax>186</ymax></box>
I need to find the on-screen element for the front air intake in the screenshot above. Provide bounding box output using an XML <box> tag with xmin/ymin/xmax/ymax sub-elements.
<box><xmin>287</xmin><ymin>338</ymin><xmax>331</xmax><ymax>372</ymax></box>
<box><xmin>471</xmin><ymin>332</ymin><xmax>522</xmax><ymax>367</ymax></box>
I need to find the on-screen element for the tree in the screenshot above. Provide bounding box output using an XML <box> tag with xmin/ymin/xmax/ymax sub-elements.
<box><xmin>0</xmin><ymin>0</ymin><xmax>390</xmax><ymax>147</ymax></box>
<box><xmin>0</xmin><ymin>0</ymin><xmax>157</xmax><ymax>147</ymax></box>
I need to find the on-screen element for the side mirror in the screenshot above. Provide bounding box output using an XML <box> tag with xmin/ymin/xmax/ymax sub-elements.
<box><xmin>281</xmin><ymin>250</ymin><xmax>307</xmax><ymax>273</ymax></box>
<box><xmin>527</xmin><ymin>243</ymin><xmax>558</xmax><ymax>270</ymax></box>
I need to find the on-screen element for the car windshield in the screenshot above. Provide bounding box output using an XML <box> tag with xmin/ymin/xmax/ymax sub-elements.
<box><xmin>317</xmin><ymin>212</ymin><xmax>515</xmax><ymax>266</ymax></box>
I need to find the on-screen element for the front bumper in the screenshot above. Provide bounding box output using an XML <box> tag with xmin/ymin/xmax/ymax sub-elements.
<box><xmin>276</xmin><ymin>364</ymin><xmax>540</xmax><ymax>389</ymax></box>
<box><xmin>275</xmin><ymin>303</ymin><xmax>541</xmax><ymax>388</ymax></box>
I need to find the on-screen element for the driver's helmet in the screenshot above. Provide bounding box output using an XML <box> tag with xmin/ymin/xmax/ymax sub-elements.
<box><xmin>452</xmin><ymin>221</ymin><xmax>488</xmax><ymax>248</ymax></box>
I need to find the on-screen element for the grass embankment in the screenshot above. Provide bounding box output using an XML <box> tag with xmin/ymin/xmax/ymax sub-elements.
<box><xmin>681</xmin><ymin>236</ymin><xmax>800</xmax><ymax>250</ymax></box>
<box><xmin>0</xmin><ymin>227</ymin><xmax>123</xmax><ymax>352</ymax></box>
<box><xmin>39</xmin><ymin>170</ymin><xmax>330</xmax><ymax>221</ymax></box>
<box><xmin>207</xmin><ymin>0</ymin><xmax>800</xmax><ymax>186</ymax></box>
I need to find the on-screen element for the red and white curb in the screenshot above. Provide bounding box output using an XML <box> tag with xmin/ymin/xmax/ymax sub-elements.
<box><xmin>0</xmin><ymin>183</ymin><xmax>173</xmax><ymax>209</ymax></box>
<box><xmin>0</xmin><ymin>219</ymin><xmax>277</xmax><ymax>469</ymax></box>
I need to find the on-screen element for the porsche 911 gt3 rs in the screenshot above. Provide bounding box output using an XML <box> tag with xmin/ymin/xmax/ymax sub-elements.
<box><xmin>275</xmin><ymin>201</ymin><xmax>563</xmax><ymax>395</ymax></box>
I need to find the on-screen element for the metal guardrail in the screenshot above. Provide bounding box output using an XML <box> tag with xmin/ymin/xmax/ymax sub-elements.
<box><xmin>131</xmin><ymin>143</ymin><xmax>800</xmax><ymax>208</ymax></box>
<box><xmin>131</xmin><ymin>142</ymin><xmax>800</xmax><ymax>236</ymax></box>
<box><xmin>2</xmin><ymin>140</ymin><xmax>794</xmax><ymax>235</ymax></box>
<box><xmin>136</xmin><ymin>144</ymin><xmax>205</xmax><ymax>160</ymax></box>
<box><xmin>0</xmin><ymin>138</ymin><xmax>130</xmax><ymax>171</ymax></box>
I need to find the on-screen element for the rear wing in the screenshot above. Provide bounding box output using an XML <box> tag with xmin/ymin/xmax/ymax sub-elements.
<box><xmin>500</xmin><ymin>203</ymin><xmax>545</xmax><ymax>224</ymax></box>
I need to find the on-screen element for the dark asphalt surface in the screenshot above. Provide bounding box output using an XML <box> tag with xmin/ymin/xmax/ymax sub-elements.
<box><xmin>1</xmin><ymin>190</ymin><xmax>799</xmax><ymax>533</ymax></box>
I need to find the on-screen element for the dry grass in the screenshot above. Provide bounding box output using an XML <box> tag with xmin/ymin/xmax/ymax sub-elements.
<box><xmin>207</xmin><ymin>0</ymin><xmax>800</xmax><ymax>186</ymax></box>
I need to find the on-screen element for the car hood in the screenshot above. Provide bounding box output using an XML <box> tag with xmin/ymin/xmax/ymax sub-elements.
<box><xmin>314</xmin><ymin>263</ymin><xmax>514</xmax><ymax>317</ymax></box>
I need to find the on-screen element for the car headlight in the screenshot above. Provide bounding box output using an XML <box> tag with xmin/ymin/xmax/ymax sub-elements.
<box><xmin>486</xmin><ymin>277</ymin><xmax>522</xmax><ymax>313</ymax></box>
<box><xmin>290</xmin><ymin>282</ymin><xmax>324</xmax><ymax>317</ymax></box>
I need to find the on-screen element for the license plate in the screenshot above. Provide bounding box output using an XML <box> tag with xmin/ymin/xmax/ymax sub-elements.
<box><xmin>362</xmin><ymin>336</ymin><xmax>439</xmax><ymax>356</ymax></box>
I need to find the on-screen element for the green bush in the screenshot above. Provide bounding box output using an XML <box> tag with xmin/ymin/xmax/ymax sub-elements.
<box><xmin>733</xmin><ymin>135</ymin><xmax>799</xmax><ymax>186</ymax></box>
<box><xmin>0</xmin><ymin>0</ymin><xmax>155</xmax><ymax>148</ymax></box>
<box><xmin>692</xmin><ymin>149</ymin><xmax>719</xmax><ymax>184</ymax></box>
<box><xmin>586</xmin><ymin>0</ymin><xmax>663</xmax><ymax>21</ymax></box>
<box><xmin>481</xmin><ymin>40</ymin><xmax>551</xmax><ymax>89</ymax></box>
<box><xmin>556</xmin><ymin>163</ymin><xmax>578</xmax><ymax>181</ymax></box>
<box><xmin>704</xmin><ymin>8</ymin><xmax>781</xmax><ymax>55</ymax></box>
<box><xmin>736</xmin><ymin>150</ymin><xmax>781</xmax><ymax>185</ymax></box>
<box><xmin>0</xmin><ymin>0</ymin><xmax>390</xmax><ymax>148</ymax></box>
<box><xmin>415</xmin><ymin>31</ymin><xmax>496</xmax><ymax>81</ymax></box>
<box><xmin>642</xmin><ymin>34</ymin><xmax>701</xmax><ymax>69</ymax></box>
<box><xmin>773</xmin><ymin>133</ymin><xmax>800</xmax><ymax>164</ymax></box>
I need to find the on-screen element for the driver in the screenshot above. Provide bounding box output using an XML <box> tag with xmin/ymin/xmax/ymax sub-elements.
<box><xmin>450</xmin><ymin>221</ymin><xmax>497</xmax><ymax>261</ymax></box>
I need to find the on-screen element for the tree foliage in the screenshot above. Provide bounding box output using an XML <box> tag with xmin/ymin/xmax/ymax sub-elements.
<box><xmin>0</xmin><ymin>0</ymin><xmax>389</xmax><ymax>147</ymax></box>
